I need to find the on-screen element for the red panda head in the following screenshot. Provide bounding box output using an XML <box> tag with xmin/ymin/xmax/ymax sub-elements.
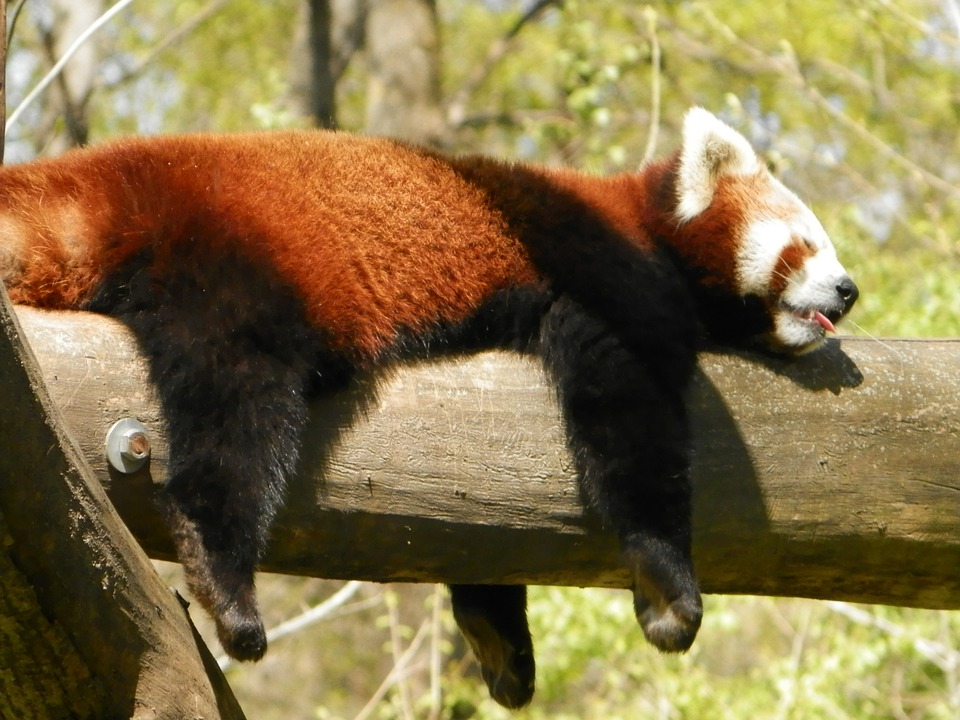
<box><xmin>668</xmin><ymin>108</ymin><xmax>858</xmax><ymax>355</ymax></box>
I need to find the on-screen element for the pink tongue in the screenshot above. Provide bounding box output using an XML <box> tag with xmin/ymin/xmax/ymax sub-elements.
<box><xmin>814</xmin><ymin>311</ymin><xmax>837</xmax><ymax>333</ymax></box>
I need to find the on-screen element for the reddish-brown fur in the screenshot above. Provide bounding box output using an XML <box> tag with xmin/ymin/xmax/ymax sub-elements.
<box><xmin>655</xmin><ymin>172</ymin><xmax>764</xmax><ymax>292</ymax></box>
<box><xmin>0</xmin><ymin>132</ymin><xmax>702</xmax><ymax>361</ymax></box>
<box><xmin>772</xmin><ymin>240</ymin><xmax>815</xmax><ymax>294</ymax></box>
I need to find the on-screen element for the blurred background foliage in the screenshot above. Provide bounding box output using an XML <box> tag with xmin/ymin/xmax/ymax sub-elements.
<box><xmin>8</xmin><ymin>0</ymin><xmax>960</xmax><ymax>717</ymax></box>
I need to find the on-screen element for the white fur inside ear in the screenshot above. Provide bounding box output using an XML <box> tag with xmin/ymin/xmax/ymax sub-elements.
<box><xmin>675</xmin><ymin>108</ymin><xmax>760</xmax><ymax>222</ymax></box>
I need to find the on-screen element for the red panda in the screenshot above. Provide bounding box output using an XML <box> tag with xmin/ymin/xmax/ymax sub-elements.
<box><xmin>0</xmin><ymin>108</ymin><xmax>857</xmax><ymax>708</ymax></box>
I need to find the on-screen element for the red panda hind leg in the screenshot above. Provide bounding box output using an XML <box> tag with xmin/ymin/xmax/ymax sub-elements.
<box><xmin>88</xmin><ymin>248</ymin><xmax>343</xmax><ymax>661</ymax></box>
<box><xmin>448</xmin><ymin>585</ymin><xmax>535</xmax><ymax>709</ymax></box>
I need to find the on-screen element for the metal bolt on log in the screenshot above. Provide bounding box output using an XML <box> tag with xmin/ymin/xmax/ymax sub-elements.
<box><xmin>105</xmin><ymin>417</ymin><xmax>151</xmax><ymax>474</ymax></box>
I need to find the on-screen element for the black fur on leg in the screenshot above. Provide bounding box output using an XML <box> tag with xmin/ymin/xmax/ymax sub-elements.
<box><xmin>622</xmin><ymin>533</ymin><xmax>702</xmax><ymax>652</ymax></box>
<box><xmin>538</xmin><ymin>295</ymin><xmax>702</xmax><ymax>653</ymax></box>
<box><xmin>449</xmin><ymin>584</ymin><xmax>535</xmax><ymax>709</ymax></box>
<box><xmin>88</xmin><ymin>248</ymin><xmax>339</xmax><ymax>661</ymax></box>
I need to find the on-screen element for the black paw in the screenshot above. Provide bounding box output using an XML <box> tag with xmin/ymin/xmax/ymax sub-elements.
<box><xmin>634</xmin><ymin>591</ymin><xmax>702</xmax><ymax>653</ymax></box>
<box><xmin>623</xmin><ymin>534</ymin><xmax>703</xmax><ymax>653</ymax></box>
<box><xmin>479</xmin><ymin>643</ymin><xmax>535</xmax><ymax>710</ymax></box>
<box><xmin>216</xmin><ymin>609</ymin><xmax>268</xmax><ymax>661</ymax></box>
<box><xmin>455</xmin><ymin>612</ymin><xmax>535</xmax><ymax>709</ymax></box>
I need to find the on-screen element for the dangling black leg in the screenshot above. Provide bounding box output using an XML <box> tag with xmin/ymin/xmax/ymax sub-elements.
<box><xmin>155</xmin><ymin>347</ymin><xmax>311</xmax><ymax>660</ymax></box>
<box><xmin>93</xmin><ymin>250</ymin><xmax>331</xmax><ymax>660</ymax></box>
<box><xmin>539</xmin><ymin>296</ymin><xmax>703</xmax><ymax>652</ymax></box>
<box><xmin>449</xmin><ymin>584</ymin><xmax>535</xmax><ymax>709</ymax></box>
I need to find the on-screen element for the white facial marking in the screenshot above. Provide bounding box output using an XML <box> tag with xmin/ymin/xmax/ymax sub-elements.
<box><xmin>737</xmin><ymin>219</ymin><xmax>791</xmax><ymax>296</ymax></box>
<box><xmin>773</xmin><ymin>220</ymin><xmax>850</xmax><ymax>353</ymax></box>
<box><xmin>738</xmin><ymin>183</ymin><xmax>836</xmax><ymax>296</ymax></box>
<box><xmin>780</xmin><ymin>246</ymin><xmax>848</xmax><ymax>313</ymax></box>
<box><xmin>676</xmin><ymin>108</ymin><xmax>760</xmax><ymax>222</ymax></box>
<box><xmin>736</xmin><ymin>174</ymin><xmax>853</xmax><ymax>353</ymax></box>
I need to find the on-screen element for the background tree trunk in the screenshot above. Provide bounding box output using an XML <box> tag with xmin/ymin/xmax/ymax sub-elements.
<box><xmin>364</xmin><ymin>0</ymin><xmax>446</xmax><ymax>145</ymax></box>
<box><xmin>293</xmin><ymin>0</ymin><xmax>337</xmax><ymax>128</ymax></box>
<box><xmin>35</xmin><ymin>0</ymin><xmax>100</xmax><ymax>152</ymax></box>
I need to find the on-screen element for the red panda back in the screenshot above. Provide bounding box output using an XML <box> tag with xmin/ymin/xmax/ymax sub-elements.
<box><xmin>0</xmin><ymin>131</ymin><xmax>543</xmax><ymax>359</ymax></box>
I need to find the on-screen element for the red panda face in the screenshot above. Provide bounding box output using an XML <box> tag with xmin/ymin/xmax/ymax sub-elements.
<box><xmin>673</xmin><ymin>108</ymin><xmax>858</xmax><ymax>354</ymax></box>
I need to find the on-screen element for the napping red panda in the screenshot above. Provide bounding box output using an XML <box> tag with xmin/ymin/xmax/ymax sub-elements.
<box><xmin>0</xmin><ymin>108</ymin><xmax>857</xmax><ymax>708</ymax></box>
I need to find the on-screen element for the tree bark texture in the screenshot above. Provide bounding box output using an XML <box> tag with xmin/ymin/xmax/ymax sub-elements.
<box><xmin>0</xmin><ymin>295</ymin><xmax>245</xmax><ymax>719</ymax></box>
<box><xmin>12</xmin><ymin>305</ymin><xmax>960</xmax><ymax>612</ymax></box>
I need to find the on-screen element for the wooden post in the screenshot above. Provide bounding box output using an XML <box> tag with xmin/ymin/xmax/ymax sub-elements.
<box><xmin>0</xmin><ymin>295</ymin><xmax>245</xmax><ymax>718</ymax></box>
<box><xmin>13</xmin><ymin>305</ymin><xmax>960</xmax><ymax>611</ymax></box>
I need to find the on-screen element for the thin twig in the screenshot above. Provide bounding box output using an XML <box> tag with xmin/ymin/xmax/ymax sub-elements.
<box><xmin>947</xmin><ymin>0</ymin><xmax>960</xmax><ymax>39</ymax></box>
<box><xmin>638</xmin><ymin>5</ymin><xmax>661</xmax><ymax>165</ymax></box>
<box><xmin>772</xmin><ymin>604</ymin><xmax>812</xmax><ymax>720</ymax></box>
<box><xmin>5</xmin><ymin>0</ymin><xmax>27</xmax><ymax>50</ymax></box>
<box><xmin>216</xmin><ymin>581</ymin><xmax>371</xmax><ymax>671</ymax></box>
<box><xmin>447</xmin><ymin>0</ymin><xmax>563</xmax><ymax>127</ymax></box>
<box><xmin>6</xmin><ymin>0</ymin><xmax>135</xmax><ymax>133</ymax></box>
<box><xmin>354</xmin><ymin>617</ymin><xmax>432</xmax><ymax>720</ymax></box>
<box><xmin>94</xmin><ymin>0</ymin><xmax>229</xmax><ymax>93</ymax></box>
<box><xmin>877</xmin><ymin>0</ymin><xmax>960</xmax><ymax>46</ymax></box>
<box><xmin>824</xmin><ymin>601</ymin><xmax>960</xmax><ymax>674</ymax></box>
<box><xmin>387</xmin><ymin>591</ymin><xmax>416</xmax><ymax>720</ymax></box>
<box><xmin>427</xmin><ymin>585</ymin><xmax>444</xmax><ymax>720</ymax></box>
<box><xmin>693</xmin><ymin>2</ymin><xmax>960</xmax><ymax>199</ymax></box>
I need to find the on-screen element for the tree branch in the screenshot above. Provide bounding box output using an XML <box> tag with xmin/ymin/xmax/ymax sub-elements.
<box><xmin>12</xmin><ymin>304</ymin><xmax>960</xmax><ymax>612</ymax></box>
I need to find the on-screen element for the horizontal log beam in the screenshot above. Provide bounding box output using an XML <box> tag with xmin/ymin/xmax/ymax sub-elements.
<box><xmin>14</xmin><ymin>306</ymin><xmax>960</xmax><ymax>609</ymax></box>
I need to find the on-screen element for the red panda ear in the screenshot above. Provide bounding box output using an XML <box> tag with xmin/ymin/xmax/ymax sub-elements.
<box><xmin>675</xmin><ymin>107</ymin><xmax>760</xmax><ymax>222</ymax></box>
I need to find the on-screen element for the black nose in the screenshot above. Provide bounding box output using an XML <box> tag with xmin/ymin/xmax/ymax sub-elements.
<box><xmin>836</xmin><ymin>277</ymin><xmax>859</xmax><ymax>312</ymax></box>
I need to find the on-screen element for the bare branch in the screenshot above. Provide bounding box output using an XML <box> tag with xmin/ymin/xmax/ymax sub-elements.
<box><xmin>637</xmin><ymin>5</ymin><xmax>661</xmax><ymax>165</ymax></box>
<box><xmin>94</xmin><ymin>0</ymin><xmax>230</xmax><ymax>94</ymax></box>
<box><xmin>427</xmin><ymin>585</ymin><xmax>444</xmax><ymax>720</ymax></box>
<box><xmin>216</xmin><ymin>580</ymin><xmax>368</xmax><ymax>672</ymax></box>
<box><xmin>447</xmin><ymin>0</ymin><xmax>563</xmax><ymax>128</ymax></box>
<box><xmin>354</xmin><ymin>616</ymin><xmax>432</xmax><ymax>720</ymax></box>
<box><xmin>6</xmin><ymin>0</ymin><xmax>135</xmax><ymax>133</ymax></box>
<box><xmin>693</xmin><ymin>3</ymin><xmax>960</xmax><ymax>199</ymax></box>
<box><xmin>4</xmin><ymin>0</ymin><xmax>26</xmax><ymax>50</ymax></box>
<box><xmin>824</xmin><ymin>601</ymin><xmax>960</xmax><ymax>674</ymax></box>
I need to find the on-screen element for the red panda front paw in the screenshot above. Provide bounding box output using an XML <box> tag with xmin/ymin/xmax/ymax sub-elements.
<box><xmin>215</xmin><ymin>605</ymin><xmax>268</xmax><ymax>661</ymax></box>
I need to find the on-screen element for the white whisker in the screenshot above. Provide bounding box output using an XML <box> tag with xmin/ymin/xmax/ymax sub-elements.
<box><xmin>847</xmin><ymin>319</ymin><xmax>905</xmax><ymax>374</ymax></box>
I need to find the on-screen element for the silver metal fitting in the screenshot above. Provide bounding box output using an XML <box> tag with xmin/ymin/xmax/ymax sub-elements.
<box><xmin>105</xmin><ymin>418</ymin><xmax>151</xmax><ymax>474</ymax></box>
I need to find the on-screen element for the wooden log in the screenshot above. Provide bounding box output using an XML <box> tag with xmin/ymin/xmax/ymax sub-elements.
<box><xmin>14</xmin><ymin>306</ymin><xmax>960</xmax><ymax>610</ymax></box>
<box><xmin>0</xmin><ymin>300</ymin><xmax>246</xmax><ymax>719</ymax></box>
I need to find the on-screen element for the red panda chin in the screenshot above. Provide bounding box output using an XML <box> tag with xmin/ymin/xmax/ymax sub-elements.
<box><xmin>767</xmin><ymin>305</ymin><xmax>839</xmax><ymax>355</ymax></box>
